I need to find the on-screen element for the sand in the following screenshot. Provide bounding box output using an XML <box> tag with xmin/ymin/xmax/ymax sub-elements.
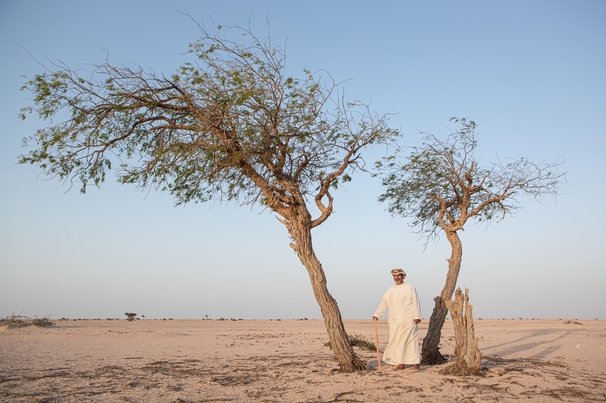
<box><xmin>1</xmin><ymin>318</ymin><xmax>605</xmax><ymax>402</ymax></box>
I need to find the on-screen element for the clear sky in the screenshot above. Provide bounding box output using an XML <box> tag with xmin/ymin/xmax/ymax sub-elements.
<box><xmin>1</xmin><ymin>1</ymin><xmax>604</xmax><ymax>320</ymax></box>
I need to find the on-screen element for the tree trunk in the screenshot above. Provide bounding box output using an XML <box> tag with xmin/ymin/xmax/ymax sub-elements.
<box><xmin>442</xmin><ymin>288</ymin><xmax>483</xmax><ymax>376</ymax></box>
<box><xmin>287</xmin><ymin>212</ymin><xmax>366</xmax><ymax>372</ymax></box>
<box><xmin>421</xmin><ymin>230</ymin><xmax>462</xmax><ymax>365</ymax></box>
<box><xmin>421</xmin><ymin>295</ymin><xmax>449</xmax><ymax>364</ymax></box>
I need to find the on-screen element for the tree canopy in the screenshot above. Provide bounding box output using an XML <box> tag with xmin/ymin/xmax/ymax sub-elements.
<box><xmin>20</xmin><ymin>23</ymin><xmax>396</xmax><ymax>224</ymax></box>
<box><xmin>378</xmin><ymin>118</ymin><xmax>565</xmax><ymax>244</ymax></box>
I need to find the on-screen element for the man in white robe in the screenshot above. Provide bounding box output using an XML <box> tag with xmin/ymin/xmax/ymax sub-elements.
<box><xmin>373</xmin><ymin>268</ymin><xmax>422</xmax><ymax>370</ymax></box>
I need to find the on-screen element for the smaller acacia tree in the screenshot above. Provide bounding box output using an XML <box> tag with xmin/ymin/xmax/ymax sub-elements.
<box><xmin>378</xmin><ymin>118</ymin><xmax>565</xmax><ymax>365</ymax></box>
<box><xmin>125</xmin><ymin>312</ymin><xmax>137</xmax><ymax>322</ymax></box>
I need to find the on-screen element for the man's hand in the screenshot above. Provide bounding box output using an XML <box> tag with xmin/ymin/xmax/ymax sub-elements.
<box><xmin>414</xmin><ymin>319</ymin><xmax>421</xmax><ymax>324</ymax></box>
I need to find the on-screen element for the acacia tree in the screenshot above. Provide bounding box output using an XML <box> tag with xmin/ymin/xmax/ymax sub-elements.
<box><xmin>18</xmin><ymin>23</ymin><xmax>398</xmax><ymax>372</ymax></box>
<box><xmin>378</xmin><ymin>118</ymin><xmax>564</xmax><ymax>365</ymax></box>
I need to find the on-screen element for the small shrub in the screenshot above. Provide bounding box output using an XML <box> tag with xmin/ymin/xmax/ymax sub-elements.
<box><xmin>0</xmin><ymin>314</ymin><xmax>54</xmax><ymax>329</ymax></box>
<box><xmin>325</xmin><ymin>333</ymin><xmax>376</xmax><ymax>351</ymax></box>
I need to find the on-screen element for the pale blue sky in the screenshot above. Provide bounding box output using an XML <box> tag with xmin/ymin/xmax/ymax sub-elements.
<box><xmin>1</xmin><ymin>1</ymin><xmax>604</xmax><ymax>320</ymax></box>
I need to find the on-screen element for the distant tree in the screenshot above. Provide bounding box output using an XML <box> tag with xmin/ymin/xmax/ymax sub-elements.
<box><xmin>18</xmin><ymin>21</ymin><xmax>398</xmax><ymax>371</ymax></box>
<box><xmin>378</xmin><ymin>118</ymin><xmax>565</xmax><ymax>365</ymax></box>
<box><xmin>125</xmin><ymin>312</ymin><xmax>137</xmax><ymax>322</ymax></box>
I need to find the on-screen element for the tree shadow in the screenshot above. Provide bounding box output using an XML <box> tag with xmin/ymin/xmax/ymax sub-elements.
<box><xmin>481</xmin><ymin>329</ymin><xmax>571</xmax><ymax>357</ymax></box>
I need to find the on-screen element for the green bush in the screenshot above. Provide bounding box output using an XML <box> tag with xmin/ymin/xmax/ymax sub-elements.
<box><xmin>325</xmin><ymin>333</ymin><xmax>376</xmax><ymax>351</ymax></box>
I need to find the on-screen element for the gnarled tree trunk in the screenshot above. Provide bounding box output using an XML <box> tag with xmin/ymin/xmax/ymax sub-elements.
<box><xmin>286</xmin><ymin>210</ymin><xmax>366</xmax><ymax>372</ymax></box>
<box><xmin>442</xmin><ymin>288</ymin><xmax>483</xmax><ymax>376</ymax></box>
<box><xmin>421</xmin><ymin>230</ymin><xmax>462</xmax><ymax>365</ymax></box>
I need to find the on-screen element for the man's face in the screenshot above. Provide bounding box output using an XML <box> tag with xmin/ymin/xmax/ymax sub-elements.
<box><xmin>392</xmin><ymin>274</ymin><xmax>404</xmax><ymax>285</ymax></box>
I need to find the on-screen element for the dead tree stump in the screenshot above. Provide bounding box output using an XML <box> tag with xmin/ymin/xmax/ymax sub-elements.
<box><xmin>442</xmin><ymin>288</ymin><xmax>483</xmax><ymax>376</ymax></box>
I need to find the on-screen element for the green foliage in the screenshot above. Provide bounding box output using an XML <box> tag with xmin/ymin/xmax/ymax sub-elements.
<box><xmin>124</xmin><ymin>312</ymin><xmax>137</xmax><ymax>321</ymax></box>
<box><xmin>325</xmin><ymin>333</ymin><xmax>376</xmax><ymax>351</ymax></box>
<box><xmin>378</xmin><ymin>118</ymin><xmax>564</xmax><ymax>242</ymax></box>
<box><xmin>19</xmin><ymin>23</ymin><xmax>398</xmax><ymax>222</ymax></box>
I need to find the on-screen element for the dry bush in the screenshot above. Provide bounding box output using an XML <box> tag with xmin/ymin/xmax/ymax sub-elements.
<box><xmin>0</xmin><ymin>314</ymin><xmax>54</xmax><ymax>329</ymax></box>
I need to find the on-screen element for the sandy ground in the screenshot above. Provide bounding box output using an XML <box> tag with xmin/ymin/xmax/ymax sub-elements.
<box><xmin>1</xmin><ymin>318</ymin><xmax>605</xmax><ymax>402</ymax></box>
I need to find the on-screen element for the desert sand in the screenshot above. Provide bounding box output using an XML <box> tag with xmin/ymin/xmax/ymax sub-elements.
<box><xmin>1</xmin><ymin>318</ymin><xmax>605</xmax><ymax>402</ymax></box>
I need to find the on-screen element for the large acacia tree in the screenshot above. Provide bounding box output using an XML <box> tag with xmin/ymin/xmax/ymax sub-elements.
<box><xmin>18</xmin><ymin>23</ymin><xmax>398</xmax><ymax>372</ymax></box>
<box><xmin>378</xmin><ymin>118</ymin><xmax>564</xmax><ymax>365</ymax></box>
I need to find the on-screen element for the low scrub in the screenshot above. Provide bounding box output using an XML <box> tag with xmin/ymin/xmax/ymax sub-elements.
<box><xmin>325</xmin><ymin>333</ymin><xmax>376</xmax><ymax>351</ymax></box>
<box><xmin>0</xmin><ymin>314</ymin><xmax>54</xmax><ymax>329</ymax></box>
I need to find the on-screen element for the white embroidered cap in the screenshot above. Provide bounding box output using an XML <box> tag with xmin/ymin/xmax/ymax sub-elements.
<box><xmin>391</xmin><ymin>268</ymin><xmax>406</xmax><ymax>277</ymax></box>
